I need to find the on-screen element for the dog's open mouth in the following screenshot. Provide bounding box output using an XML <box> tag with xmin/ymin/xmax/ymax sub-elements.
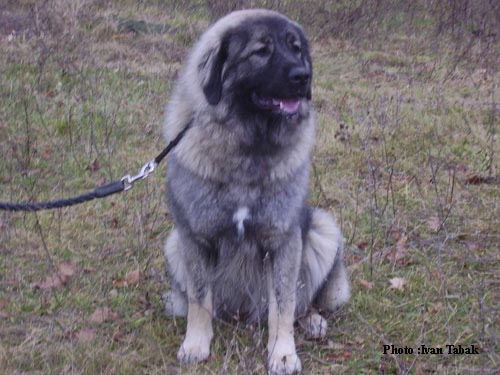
<box><xmin>251</xmin><ymin>92</ymin><xmax>301</xmax><ymax>115</ymax></box>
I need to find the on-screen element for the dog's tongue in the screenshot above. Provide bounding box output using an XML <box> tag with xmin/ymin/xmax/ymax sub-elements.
<box><xmin>272</xmin><ymin>98</ymin><xmax>300</xmax><ymax>114</ymax></box>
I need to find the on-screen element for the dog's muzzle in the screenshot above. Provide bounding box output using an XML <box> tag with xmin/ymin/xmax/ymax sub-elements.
<box><xmin>251</xmin><ymin>92</ymin><xmax>301</xmax><ymax>115</ymax></box>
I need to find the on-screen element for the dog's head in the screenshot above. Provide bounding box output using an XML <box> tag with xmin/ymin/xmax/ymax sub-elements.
<box><xmin>197</xmin><ymin>10</ymin><xmax>312</xmax><ymax>120</ymax></box>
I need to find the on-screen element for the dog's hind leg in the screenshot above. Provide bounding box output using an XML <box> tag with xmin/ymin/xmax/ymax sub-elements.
<box><xmin>299</xmin><ymin>310</ymin><xmax>328</xmax><ymax>338</ymax></box>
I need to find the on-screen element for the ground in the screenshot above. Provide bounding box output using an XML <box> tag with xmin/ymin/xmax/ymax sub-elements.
<box><xmin>0</xmin><ymin>1</ymin><xmax>498</xmax><ymax>374</ymax></box>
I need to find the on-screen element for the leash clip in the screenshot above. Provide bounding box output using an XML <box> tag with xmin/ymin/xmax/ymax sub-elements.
<box><xmin>121</xmin><ymin>160</ymin><xmax>157</xmax><ymax>191</ymax></box>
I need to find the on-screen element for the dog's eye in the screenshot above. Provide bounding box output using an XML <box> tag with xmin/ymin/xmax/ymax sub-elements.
<box><xmin>286</xmin><ymin>32</ymin><xmax>301</xmax><ymax>55</ymax></box>
<box><xmin>254</xmin><ymin>46</ymin><xmax>271</xmax><ymax>57</ymax></box>
<box><xmin>291</xmin><ymin>43</ymin><xmax>301</xmax><ymax>55</ymax></box>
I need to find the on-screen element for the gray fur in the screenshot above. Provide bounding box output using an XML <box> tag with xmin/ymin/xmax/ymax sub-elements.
<box><xmin>162</xmin><ymin>9</ymin><xmax>350</xmax><ymax>374</ymax></box>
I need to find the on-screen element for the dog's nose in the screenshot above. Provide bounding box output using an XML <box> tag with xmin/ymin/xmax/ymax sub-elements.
<box><xmin>288</xmin><ymin>66</ymin><xmax>310</xmax><ymax>85</ymax></box>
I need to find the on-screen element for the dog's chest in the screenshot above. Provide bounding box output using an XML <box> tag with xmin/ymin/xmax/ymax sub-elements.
<box><xmin>233</xmin><ymin>206</ymin><xmax>251</xmax><ymax>238</ymax></box>
<box><xmin>196</xmin><ymin>182</ymin><xmax>295</xmax><ymax>238</ymax></box>
<box><xmin>168</xmin><ymin>155</ymin><xmax>307</xmax><ymax>238</ymax></box>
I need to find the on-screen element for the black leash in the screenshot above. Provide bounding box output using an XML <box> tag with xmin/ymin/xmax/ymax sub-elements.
<box><xmin>0</xmin><ymin>124</ymin><xmax>190</xmax><ymax>212</ymax></box>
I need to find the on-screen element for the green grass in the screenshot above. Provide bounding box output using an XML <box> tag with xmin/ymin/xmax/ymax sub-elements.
<box><xmin>1</xmin><ymin>1</ymin><xmax>499</xmax><ymax>374</ymax></box>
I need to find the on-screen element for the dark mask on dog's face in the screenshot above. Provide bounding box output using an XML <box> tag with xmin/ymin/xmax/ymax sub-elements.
<box><xmin>201</xmin><ymin>16</ymin><xmax>312</xmax><ymax>120</ymax></box>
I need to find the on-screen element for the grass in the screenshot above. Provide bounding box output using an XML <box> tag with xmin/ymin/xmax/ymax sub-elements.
<box><xmin>0</xmin><ymin>1</ymin><xmax>499</xmax><ymax>374</ymax></box>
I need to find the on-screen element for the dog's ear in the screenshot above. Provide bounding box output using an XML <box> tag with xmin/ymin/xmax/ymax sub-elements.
<box><xmin>200</xmin><ymin>37</ymin><xmax>229</xmax><ymax>106</ymax></box>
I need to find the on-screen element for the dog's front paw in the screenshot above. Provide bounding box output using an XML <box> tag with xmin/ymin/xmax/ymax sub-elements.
<box><xmin>177</xmin><ymin>336</ymin><xmax>211</xmax><ymax>364</ymax></box>
<box><xmin>268</xmin><ymin>352</ymin><xmax>302</xmax><ymax>375</ymax></box>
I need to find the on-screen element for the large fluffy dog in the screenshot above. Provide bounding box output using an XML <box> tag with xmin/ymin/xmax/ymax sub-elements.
<box><xmin>163</xmin><ymin>9</ymin><xmax>350</xmax><ymax>374</ymax></box>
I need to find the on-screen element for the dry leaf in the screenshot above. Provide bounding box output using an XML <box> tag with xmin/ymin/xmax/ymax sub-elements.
<box><xmin>124</xmin><ymin>268</ymin><xmax>140</xmax><ymax>285</ymax></box>
<box><xmin>90</xmin><ymin>307</ymin><xmax>118</xmax><ymax>324</ymax></box>
<box><xmin>427</xmin><ymin>216</ymin><xmax>441</xmax><ymax>232</ymax></box>
<box><xmin>327</xmin><ymin>350</ymin><xmax>351</xmax><ymax>361</ymax></box>
<box><xmin>354</xmin><ymin>336</ymin><xmax>365</xmax><ymax>345</ymax></box>
<box><xmin>327</xmin><ymin>341</ymin><xmax>345</xmax><ymax>350</ymax></box>
<box><xmin>83</xmin><ymin>266</ymin><xmax>96</xmax><ymax>273</ymax></box>
<box><xmin>34</xmin><ymin>260</ymin><xmax>77</xmax><ymax>290</ymax></box>
<box><xmin>389</xmin><ymin>277</ymin><xmax>406</xmax><ymax>291</ymax></box>
<box><xmin>431</xmin><ymin>302</ymin><xmax>442</xmax><ymax>314</ymax></box>
<box><xmin>415</xmin><ymin>361</ymin><xmax>425</xmax><ymax>375</ymax></box>
<box><xmin>89</xmin><ymin>159</ymin><xmax>100</xmax><ymax>172</ymax></box>
<box><xmin>75</xmin><ymin>329</ymin><xmax>96</xmax><ymax>342</ymax></box>
<box><xmin>58</xmin><ymin>260</ymin><xmax>77</xmax><ymax>278</ymax></box>
<box><xmin>27</xmin><ymin>169</ymin><xmax>41</xmax><ymax>177</ymax></box>
<box><xmin>388</xmin><ymin>225</ymin><xmax>403</xmax><ymax>241</ymax></box>
<box><xmin>112</xmin><ymin>328</ymin><xmax>124</xmax><ymax>342</ymax></box>
<box><xmin>114</xmin><ymin>268</ymin><xmax>141</xmax><ymax>288</ymax></box>
<box><xmin>36</xmin><ymin>274</ymin><xmax>64</xmax><ymax>290</ymax></box>
<box><xmin>387</xmin><ymin>235</ymin><xmax>409</xmax><ymax>262</ymax></box>
<box><xmin>41</xmin><ymin>149</ymin><xmax>53</xmax><ymax>159</ymax></box>
<box><xmin>358</xmin><ymin>278</ymin><xmax>375</xmax><ymax>290</ymax></box>
<box><xmin>0</xmin><ymin>298</ymin><xmax>9</xmax><ymax>309</ymax></box>
<box><xmin>465</xmin><ymin>175</ymin><xmax>496</xmax><ymax>185</ymax></box>
<box><xmin>357</xmin><ymin>241</ymin><xmax>370</xmax><ymax>251</ymax></box>
<box><xmin>432</xmin><ymin>270</ymin><xmax>442</xmax><ymax>281</ymax></box>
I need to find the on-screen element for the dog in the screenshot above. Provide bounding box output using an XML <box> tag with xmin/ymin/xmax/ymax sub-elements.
<box><xmin>162</xmin><ymin>9</ymin><xmax>350</xmax><ymax>374</ymax></box>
